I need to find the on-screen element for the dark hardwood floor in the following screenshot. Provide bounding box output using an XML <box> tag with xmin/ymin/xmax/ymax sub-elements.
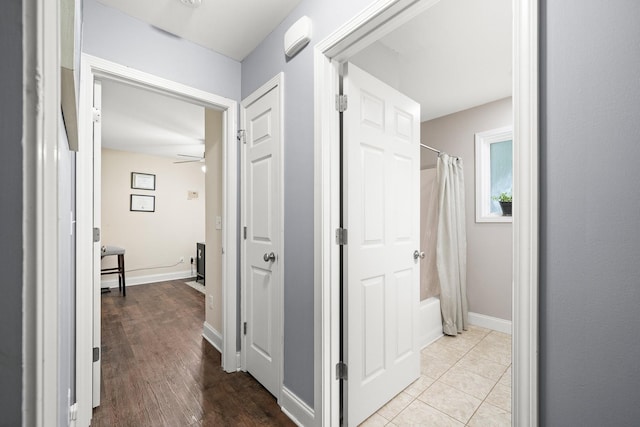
<box><xmin>92</xmin><ymin>280</ymin><xmax>295</xmax><ymax>427</ymax></box>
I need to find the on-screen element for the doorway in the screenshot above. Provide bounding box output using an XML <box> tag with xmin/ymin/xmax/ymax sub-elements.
<box><xmin>314</xmin><ymin>0</ymin><xmax>539</xmax><ymax>425</ymax></box>
<box><xmin>75</xmin><ymin>55</ymin><xmax>239</xmax><ymax>426</ymax></box>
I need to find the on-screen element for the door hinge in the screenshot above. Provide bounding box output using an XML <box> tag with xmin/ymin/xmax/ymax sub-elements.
<box><xmin>69</xmin><ymin>403</ymin><xmax>78</xmax><ymax>422</ymax></box>
<box><xmin>336</xmin><ymin>361</ymin><xmax>348</xmax><ymax>380</ymax></box>
<box><xmin>244</xmin><ymin>226</ymin><xmax>247</xmax><ymax>240</ymax></box>
<box><xmin>93</xmin><ymin>347</ymin><xmax>100</xmax><ymax>362</ymax></box>
<box><xmin>243</xmin><ymin>322</ymin><xmax>247</xmax><ymax>335</ymax></box>
<box><xmin>237</xmin><ymin>129</ymin><xmax>246</xmax><ymax>144</ymax></box>
<box><xmin>335</xmin><ymin>228</ymin><xmax>348</xmax><ymax>245</ymax></box>
<box><xmin>335</xmin><ymin>94</ymin><xmax>348</xmax><ymax>112</ymax></box>
<box><xmin>92</xmin><ymin>107</ymin><xmax>102</xmax><ymax>123</ymax></box>
<box><xmin>93</xmin><ymin>227</ymin><xmax>100</xmax><ymax>243</ymax></box>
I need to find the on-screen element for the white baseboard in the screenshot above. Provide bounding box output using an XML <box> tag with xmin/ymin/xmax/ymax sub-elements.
<box><xmin>202</xmin><ymin>322</ymin><xmax>223</xmax><ymax>353</ymax></box>
<box><xmin>101</xmin><ymin>269</ymin><xmax>193</xmax><ymax>288</ymax></box>
<box><xmin>280</xmin><ymin>386</ymin><xmax>315</xmax><ymax>427</ymax></box>
<box><xmin>468</xmin><ymin>312</ymin><xmax>512</xmax><ymax>334</ymax></box>
<box><xmin>420</xmin><ymin>297</ymin><xmax>443</xmax><ymax>349</ymax></box>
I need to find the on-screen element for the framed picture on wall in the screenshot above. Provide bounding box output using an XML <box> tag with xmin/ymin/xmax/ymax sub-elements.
<box><xmin>130</xmin><ymin>194</ymin><xmax>155</xmax><ymax>212</ymax></box>
<box><xmin>131</xmin><ymin>172</ymin><xmax>156</xmax><ymax>190</ymax></box>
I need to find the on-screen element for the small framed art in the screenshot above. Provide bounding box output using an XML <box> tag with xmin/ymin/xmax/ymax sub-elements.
<box><xmin>131</xmin><ymin>172</ymin><xmax>156</xmax><ymax>190</ymax></box>
<box><xmin>130</xmin><ymin>194</ymin><xmax>155</xmax><ymax>212</ymax></box>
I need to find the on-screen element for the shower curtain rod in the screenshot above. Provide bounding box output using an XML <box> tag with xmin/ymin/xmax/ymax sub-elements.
<box><xmin>420</xmin><ymin>143</ymin><xmax>441</xmax><ymax>154</ymax></box>
<box><xmin>420</xmin><ymin>143</ymin><xmax>460</xmax><ymax>159</ymax></box>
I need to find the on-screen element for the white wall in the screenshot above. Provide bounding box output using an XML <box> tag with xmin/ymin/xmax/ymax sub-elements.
<box><xmin>204</xmin><ymin>109</ymin><xmax>223</xmax><ymax>333</ymax></box>
<box><xmin>101</xmin><ymin>148</ymin><xmax>205</xmax><ymax>284</ymax></box>
<box><xmin>421</xmin><ymin>97</ymin><xmax>512</xmax><ymax>321</ymax></box>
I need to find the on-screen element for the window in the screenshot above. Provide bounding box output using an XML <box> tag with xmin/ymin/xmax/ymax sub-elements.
<box><xmin>475</xmin><ymin>126</ymin><xmax>513</xmax><ymax>223</ymax></box>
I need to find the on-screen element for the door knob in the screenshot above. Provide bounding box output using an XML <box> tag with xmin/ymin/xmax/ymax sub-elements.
<box><xmin>263</xmin><ymin>252</ymin><xmax>276</xmax><ymax>262</ymax></box>
<box><xmin>413</xmin><ymin>250</ymin><xmax>425</xmax><ymax>260</ymax></box>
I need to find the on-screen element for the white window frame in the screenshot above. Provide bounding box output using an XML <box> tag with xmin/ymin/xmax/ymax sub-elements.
<box><xmin>475</xmin><ymin>126</ymin><xmax>514</xmax><ymax>223</ymax></box>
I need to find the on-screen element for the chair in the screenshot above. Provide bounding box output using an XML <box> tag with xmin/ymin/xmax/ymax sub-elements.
<box><xmin>101</xmin><ymin>246</ymin><xmax>126</xmax><ymax>296</ymax></box>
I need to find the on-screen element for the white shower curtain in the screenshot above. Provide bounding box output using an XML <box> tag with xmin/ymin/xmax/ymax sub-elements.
<box><xmin>436</xmin><ymin>154</ymin><xmax>468</xmax><ymax>336</ymax></box>
<box><xmin>420</xmin><ymin>168</ymin><xmax>440</xmax><ymax>300</ymax></box>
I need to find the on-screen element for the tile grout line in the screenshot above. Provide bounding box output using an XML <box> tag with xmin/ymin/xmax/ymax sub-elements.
<box><xmin>374</xmin><ymin>328</ymin><xmax>511</xmax><ymax>426</ymax></box>
<box><xmin>386</xmin><ymin>328</ymin><xmax>488</xmax><ymax>426</ymax></box>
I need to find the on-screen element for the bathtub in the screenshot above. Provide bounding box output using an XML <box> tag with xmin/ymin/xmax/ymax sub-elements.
<box><xmin>419</xmin><ymin>297</ymin><xmax>443</xmax><ymax>348</ymax></box>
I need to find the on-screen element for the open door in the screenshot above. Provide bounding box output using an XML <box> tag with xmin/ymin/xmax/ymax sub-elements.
<box><xmin>342</xmin><ymin>63</ymin><xmax>421</xmax><ymax>426</ymax></box>
<box><xmin>92</xmin><ymin>79</ymin><xmax>102</xmax><ymax>407</ymax></box>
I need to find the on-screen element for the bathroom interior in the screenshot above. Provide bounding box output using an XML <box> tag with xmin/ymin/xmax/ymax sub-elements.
<box><xmin>351</xmin><ymin>0</ymin><xmax>515</xmax><ymax>424</ymax></box>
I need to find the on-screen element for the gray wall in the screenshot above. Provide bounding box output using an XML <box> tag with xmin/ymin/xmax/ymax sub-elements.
<box><xmin>241</xmin><ymin>0</ymin><xmax>373</xmax><ymax>407</ymax></box>
<box><xmin>82</xmin><ymin>0</ymin><xmax>241</xmax><ymax>102</ymax></box>
<box><xmin>0</xmin><ymin>0</ymin><xmax>23</xmax><ymax>425</ymax></box>
<box><xmin>422</xmin><ymin>98</ymin><xmax>513</xmax><ymax>321</ymax></box>
<box><xmin>58</xmin><ymin>115</ymin><xmax>77</xmax><ymax>427</ymax></box>
<box><xmin>540</xmin><ymin>1</ymin><xmax>640</xmax><ymax>425</ymax></box>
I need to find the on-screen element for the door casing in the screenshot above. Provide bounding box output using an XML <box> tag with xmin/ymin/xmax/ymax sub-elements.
<box><xmin>313</xmin><ymin>0</ymin><xmax>539</xmax><ymax>426</ymax></box>
<box><xmin>76</xmin><ymin>54</ymin><xmax>239</xmax><ymax>426</ymax></box>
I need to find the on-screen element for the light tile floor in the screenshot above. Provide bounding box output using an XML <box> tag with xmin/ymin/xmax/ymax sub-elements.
<box><xmin>361</xmin><ymin>325</ymin><xmax>512</xmax><ymax>426</ymax></box>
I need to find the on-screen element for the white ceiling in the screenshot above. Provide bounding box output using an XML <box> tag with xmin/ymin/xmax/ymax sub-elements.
<box><xmin>97</xmin><ymin>0</ymin><xmax>302</xmax><ymax>61</ymax></box>
<box><xmin>351</xmin><ymin>0</ymin><xmax>512</xmax><ymax>122</ymax></box>
<box><xmin>101</xmin><ymin>79</ymin><xmax>206</xmax><ymax>159</ymax></box>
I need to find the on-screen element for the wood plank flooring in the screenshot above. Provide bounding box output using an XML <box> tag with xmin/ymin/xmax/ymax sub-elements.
<box><xmin>92</xmin><ymin>280</ymin><xmax>294</xmax><ymax>427</ymax></box>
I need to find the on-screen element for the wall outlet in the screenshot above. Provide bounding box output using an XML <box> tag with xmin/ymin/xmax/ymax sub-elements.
<box><xmin>179</xmin><ymin>256</ymin><xmax>184</xmax><ymax>263</ymax></box>
<box><xmin>209</xmin><ymin>295</ymin><xmax>214</xmax><ymax>309</ymax></box>
<box><xmin>190</xmin><ymin>257</ymin><xmax>194</xmax><ymax>264</ymax></box>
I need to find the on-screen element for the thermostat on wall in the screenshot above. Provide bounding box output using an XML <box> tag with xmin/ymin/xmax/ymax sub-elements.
<box><xmin>284</xmin><ymin>16</ymin><xmax>312</xmax><ymax>58</ymax></box>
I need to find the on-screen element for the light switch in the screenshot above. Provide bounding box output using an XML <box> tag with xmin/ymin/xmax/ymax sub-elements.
<box><xmin>215</xmin><ymin>216</ymin><xmax>222</xmax><ymax>230</ymax></box>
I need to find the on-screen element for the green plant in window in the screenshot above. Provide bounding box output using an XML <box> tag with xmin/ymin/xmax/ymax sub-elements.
<box><xmin>492</xmin><ymin>192</ymin><xmax>512</xmax><ymax>203</ymax></box>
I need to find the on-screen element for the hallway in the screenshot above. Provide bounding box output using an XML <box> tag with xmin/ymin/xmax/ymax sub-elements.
<box><xmin>92</xmin><ymin>280</ymin><xmax>294</xmax><ymax>426</ymax></box>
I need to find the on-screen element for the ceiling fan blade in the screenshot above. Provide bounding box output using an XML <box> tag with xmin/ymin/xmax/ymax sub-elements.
<box><xmin>177</xmin><ymin>154</ymin><xmax>203</xmax><ymax>159</ymax></box>
<box><xmin>173</xmin><ymin>159</ymin><xmax>202</xmax><ymax>164</ymax></box>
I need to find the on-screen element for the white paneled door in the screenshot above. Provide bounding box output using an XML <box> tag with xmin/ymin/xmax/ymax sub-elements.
<box><xmin>343</xmin><ymin>63</ymin><xmax>421</xmax><ymax>426</ymax></box>
<box><xmin>241</xmin><ymin>74</ymin><xmax>283</xmax><ymax>399</ymax></box>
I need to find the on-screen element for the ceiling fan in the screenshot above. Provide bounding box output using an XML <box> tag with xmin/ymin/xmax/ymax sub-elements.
<box><xmin>173</xmin><ymin>154</ymin><xmax>204</xmax><ymax>164</ymax></box>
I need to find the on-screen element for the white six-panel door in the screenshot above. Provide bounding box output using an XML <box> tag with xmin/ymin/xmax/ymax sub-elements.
<box><xmin>241</xmin><ymin>75</ymin><xmax>283</xmax><ymax>399</ymax></box>
<box><xmin>343</xmin><ymin>63</ymin><xmax>421</xmax><ymax>426</ymax></box>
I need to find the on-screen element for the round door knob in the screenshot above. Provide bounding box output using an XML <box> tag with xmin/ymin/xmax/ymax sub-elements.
<box><xmin>263</xmin><ymin>252</ymin><xmax>276</xmax><ymax>262</ymax></box>
<box><xmin>413</xmin><ymin>250</ymin><xmax>425</xmax><ymax>260</ymax></box>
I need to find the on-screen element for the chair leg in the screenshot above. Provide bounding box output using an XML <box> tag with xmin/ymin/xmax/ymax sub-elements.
<box><xmin>120</xmin><ymin>254</ymin><xmax>126</xmax><ymax>296</ymax></box>
<box><xmin>119</xmin><ymin>255</ymin><xmax>122</xmax><ymax>293</ymax></box>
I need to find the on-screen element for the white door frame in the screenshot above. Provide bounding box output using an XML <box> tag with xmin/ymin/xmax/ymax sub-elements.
<box><xmin>76</xmin><ymin>54</ymin><xmax>239</xmax><ymax>425</ymax></box>
<box><xmin>23</xmin><ymin>0</ymin><xmax>61</xmax><ymax>424</ymax></box>
<box><xmin>239</xmin><ymin>72</ymin><xmax>285</xmax><ymax>394</ymax></box>
<box><xmin>313</xmin><ymin>0</ymin><xmax>539</xmax><ymax>426</ymax></box>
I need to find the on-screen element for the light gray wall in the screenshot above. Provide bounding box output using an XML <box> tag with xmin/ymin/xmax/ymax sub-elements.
<box><xmin>241</xmin><ymin>0</ymin><xmax>374</xmax><ymax>407</ymax></box>
<box><xmin>540</xmin><ymin>0</ymin><xmax>640</xmax><ymax>425</ymax></box>
<box><xmin>421</xmin><ymin>98</ymin><xmax>513</xmax><ymax>321</ymax></box>
<box><xmin>82</xmin><ymin>0</ymin><xmax>241</xmax><ymax>102</ymax></box>
<box><xmin>58</xmin><ymin>115</ymin><xmax>77</xmax><ymax>426</ymax></box>
<box><xmin>0</xmin><ymin>1</ymin><xmax>23</xmax><ymax>425</ymax></box>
